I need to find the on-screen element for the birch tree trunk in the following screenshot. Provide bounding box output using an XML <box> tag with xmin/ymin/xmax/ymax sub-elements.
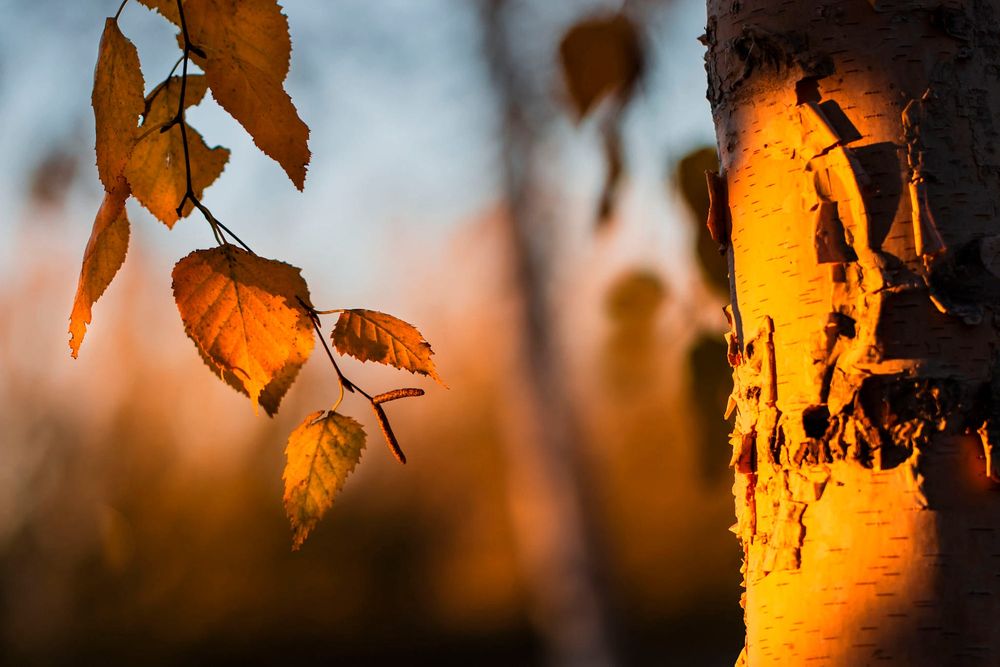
<box><xmin>704</xmin><ymin>1</ymin><xmax>1000</xmax><ymax>664</ymax></box>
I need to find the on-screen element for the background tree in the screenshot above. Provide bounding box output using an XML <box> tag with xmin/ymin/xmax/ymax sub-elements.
<box><xmin>481</xmin><ymin>1</ymin><xmax>620</xmax><ymax>664</ymax></box>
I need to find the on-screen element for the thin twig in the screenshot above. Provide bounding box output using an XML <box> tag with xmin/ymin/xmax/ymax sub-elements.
<box><xmin>143</xmin><ymin>56</ymin><xmax>185</xmax><ymax>118</ymax></box>
<box><xmin>166</xmin><ymin>54</ymin><xmax>184</xmax><ymax>80</ymax></box>
<box><xmin>214</xmin><ymin>219</ymin><xmax>255</xmax><ymax>254</ymax></box>
<box><xmin>135</xmin><ymin>120</ymin><xmax>170</xmax><ymax>145</ymax></box>
<box><xmin>298</xmin><ymin>297</ymin><xmax>362</xmax><ymax>398</ymax></box>
<box><xmin>167</xmin><ymin>0</ymin><xmax>257</xmax><ymax>253</ymax></box>
<box><xmin>155</xmin><ymin>6</ymin><xmax>257</xmax><ymax>255</ymax></box>
<box><xmin>173</xmin><ymin>0</ymin><xmax>225</xmax><ymax>245</ymax></box>
<box><xmin>114</xmin><ymin>0</ymin><xmax>129</xmax><ymax>21</ymax></box>
<box><xmin>297</xmin><ymin>299</ymin><xmax>417</xmax><ymax>464</ymax></box>
<box><xmin>164</xmin><ymin>0</ymin><xmax>414</xmax><ymax>464</ymax></box>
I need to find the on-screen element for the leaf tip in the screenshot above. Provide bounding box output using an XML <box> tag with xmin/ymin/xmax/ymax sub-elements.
<box><xmin>289</xmin><ymin>155</ymin><xmax>309</xmax><ymax>191</ymax></box>
<box><xmin>68</xmin><ymin>335</ymin><xmax>82</xmax><ymax>359</ymax></box>
<box><xmin>289</xmin><ymin>524</ymin><xmax>311</xmax><ymax>551</ymax></box>
<box><xmin>68</xmin><ymin>317</ymin><xmax>84</xmax><ymax>359</ymax></box>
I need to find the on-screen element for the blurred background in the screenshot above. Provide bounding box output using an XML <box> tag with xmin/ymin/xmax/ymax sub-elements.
<box><xmin>0</xmin><ymin>0</ymin><xmax>740</xmax><ymax>664</ymax></box>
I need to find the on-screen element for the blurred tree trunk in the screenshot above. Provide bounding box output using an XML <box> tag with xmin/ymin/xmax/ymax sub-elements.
<box><xmin>704</xmin><ymin>1</ymin><xmax>1000</xmax><ymax>664</ymax></box>
<box><xmin>481</xmin><ymin>2</ymin><xmax>619</xmax><ymax>665</ymax></box>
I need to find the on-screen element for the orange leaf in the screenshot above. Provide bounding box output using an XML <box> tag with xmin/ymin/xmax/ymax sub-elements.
<box><xmin>126</xmin><ymin>76</ymin><xmax>230</xmax><ymax>227</ymax></box>
<box><xmin>283</xmin><ymin>410</ymin><xmax>366</xmax><ymax>549</ymax></box>
<box><xmin>331</xmin><ymin>309</ymin><xmax>442</xmax><ymax>383</ymax></box>
<box><xmin>184</xmin><ymin>0</ymin><xmax>310</xmax><ymax>189</ymax></box>
<box><xmin>189</xmin><ymin>340</ymin><xmax>305</xmax><ymax>417</ymax></box>
<box><xmin>93</xmin><ymin>17</ymin><xmax>145</xmax><ymax>191</ymax></box>
<box><xmin>68</xmin><ymin>186</ymin><xmax>131</xmax><ymax>358</ymax></box>
<box><xmin>172</xmin><ymin>246</ymin><xmax>315</xmax><ymax>414</ymax></box>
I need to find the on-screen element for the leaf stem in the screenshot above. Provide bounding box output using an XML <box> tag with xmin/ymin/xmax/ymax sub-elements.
<box><xmin>135</xmin><ymin>120</ymin><xmax>170</xmax><ymax>145</ymax></box>
<box><xmin>298</xmin><ymin>298</ymin><xmax>362</xmax><ymax>397</ymax></box>
<box><xmin>166</xmin><ymin>54</ymin><xmax>184</xmax><ymax>80</ymax></box>
<box><xmin>169</xmin><ymin>0</ymin><xmax>254</xmax><ymax>254</ymax></box>
<box><xmin>164</xmin><ymin>0</ymin><xmax>415</xmax><ymax>465</ymax></box>
<box><xmin>143</xmin><ymin>56</ymin><xmax>185</xmax><ymax>117</ymax></box>
<box><xmin>331</xmin><ymin>372</ymin><xmax>346</xmax><ymax>413</ymax></box>
<box><xmin>296</xmin><ymin>298</ymin><xmax>413</xmax><ymax>463</ymax></box>
<box><xmin>114</xmin><ymin>0</ymin><xmax>129</xmax><ymax>21</ymax></box>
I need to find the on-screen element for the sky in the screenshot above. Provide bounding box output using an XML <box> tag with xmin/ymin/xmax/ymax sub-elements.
<box><xmin>0</xmin><ymin>0</ymin><xmax>715</xmax><ymax>303</ymax></box>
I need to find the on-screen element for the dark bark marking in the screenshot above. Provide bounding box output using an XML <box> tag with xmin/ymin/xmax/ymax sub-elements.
<box><xmin>706</xmin><ymin>169</ymin><xmax>731</xmax><ymax>253</ymax></box>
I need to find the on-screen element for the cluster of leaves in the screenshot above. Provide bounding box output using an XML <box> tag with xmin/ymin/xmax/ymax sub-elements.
<box><xmin>69</xmin><ymin>0</ymin><xmax>441</xmax><ymax>549</ymax></box>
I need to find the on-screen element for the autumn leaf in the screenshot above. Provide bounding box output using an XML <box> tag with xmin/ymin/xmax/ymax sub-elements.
<box><xmin>283</xmin><ymin>410</ymin><xmax>366</xmax><ymax>549</ymax></box>
<box><xmin>182</xmin><ymin>0</ymin><xmax>310</xmax><ymax>189</ymax></box>
<box><xmin>558</xmin><ymin>14</ymin><xmax>643</xmax><ymax>120</ymax></box>
<box><xmin>172</xmin><ymin>246</ymin><xmax>315</xmax><ymax>413</ymax></box>
<box><xmin>331</xmin><ymin>309</ymin><xmax>442</xmax><ymax>383</ymax></box>
<box><xmin>93</xmin><ymin>18</ymin><xmax>145</xmax><ymax>191</ymax></box>
<box><xmin>189</xmin><ymin>336</ymin><xmax>305</xmax><ymax>417</ymax></box>
<box><xmin>126</xmin><ymin>75</ymin><xmax>230</xmax><ymax>228</ymax></box>
<box><xmin>68</xmin><ymin>186</ymin><xmax>131</xmax><ymax>358</ymax></box>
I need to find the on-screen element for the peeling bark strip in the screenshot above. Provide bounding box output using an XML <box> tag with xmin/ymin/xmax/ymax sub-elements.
<box><xmin>705</xmin><ymin>1</ymin><xmax>1000</xmax><ymax>664</ymax></box>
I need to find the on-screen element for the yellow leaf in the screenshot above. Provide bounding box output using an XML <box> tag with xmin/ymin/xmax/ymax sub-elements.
<box><xmin>135</xmin><ymin>0</ymin><xmax>181</xmax><ymax>25</ymax></box>
<box><xmin>283</xmin><ymin>410</ymin><xmax>366</xmax><ymax>550</ymax></box>
<box><xmin>69</xmin><ymin>186</ymin><xmax>131</xmax><ymax>358</ymax></box>
<box><xmin>172</xmin><ymin>246</ymin><xmax>315</xmax><ymax>413</ymax></box>
<box><xmin>184</xmin><ymin>0</ymin><xmax>310</xmax><ymax>189</ymax></box>
<box><xmin>331</xmin><ymin>309</ymin><xmax>442</xmax><ymax>383</ymax></box>
<box><xmin>93</xmin><ymin>18</ymin><xmax>145</xmax><ymax>192</ymax></box>
<box><xmin>126</xmin><ymin>76</ymin><xmax>230</xmax><ymax>228</ymax></box>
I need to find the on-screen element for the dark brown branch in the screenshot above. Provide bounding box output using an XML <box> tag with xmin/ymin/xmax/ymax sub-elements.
<box><xmin>170</xmin><ymin>0</ymin><xmax>255</xmax><ymax>253</ymax></box>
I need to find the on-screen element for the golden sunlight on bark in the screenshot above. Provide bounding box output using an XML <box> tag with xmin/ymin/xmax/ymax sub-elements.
<box><xmin>705</xmin><ymin>1</ymin><xmax>1000</xmax><ymax>663</ymax></box>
